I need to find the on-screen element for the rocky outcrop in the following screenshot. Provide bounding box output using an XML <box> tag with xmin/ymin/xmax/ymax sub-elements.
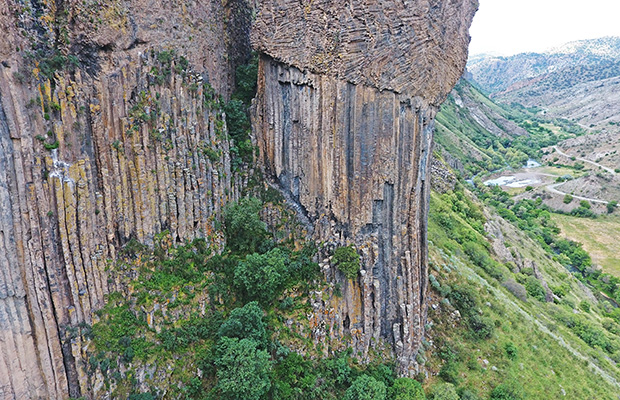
<box><xmin>253</xmin><ymin>0</ymin><xmax>477</xmax><ymax>375</ymax></box>
<box><xmin>0</xmin><ymin>0</ymin><xmax>247</xmax><ymax>398</ymax></box>
<box><xmin>1</xmin><ymin>0</ymin><xmax>476</xmax><ymax>396</ymax></box>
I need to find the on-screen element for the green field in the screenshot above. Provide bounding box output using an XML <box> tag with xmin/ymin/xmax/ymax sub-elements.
<box><xmin>553</xmin><ymin>213</ymin><xmax>620</xmax><ymax>276</ymax></box>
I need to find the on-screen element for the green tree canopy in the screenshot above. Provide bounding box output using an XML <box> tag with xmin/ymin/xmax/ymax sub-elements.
<box><xmin>234</xmin><ymin>248</ymin><xmax>289</xmax><ymax>305</ymax></box>
<box><xmin>218</xmin><ymin>302</ymin><xmax>267</xmax><ymax>345</ymax></box>
<box><xmin>428</xmin><ymin>383</ymin><xmax>459</xmax><ymax>400</ymax></box>
<box><xmin>391</xmin><ymin>377</ymin><xmax>426</xmax><ymax>400</ymax></box>
<box><xmin>344</xmin><ymin>375</ymin><xmax>387</xmax><ymax>400</ymax></box>
<box><xmin>224</xmin><ymin>198</ymin><xmax>268</xmax><ymax>254</ymax></box>
<box><xmin>214</xmin><ymin>337</ymin><xmax>271</xmax><ymax>400</ymax></box>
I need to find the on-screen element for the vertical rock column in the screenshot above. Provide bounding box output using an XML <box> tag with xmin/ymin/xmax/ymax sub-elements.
<box><xmin>0</xmin><ymin>0</ymin><xmax>244</xmax><ymax>395</ymax></box>
<box><xmin>253</xmin><ymin>0</ymin><xmax>477</xmax><ymax>375</ymax></box>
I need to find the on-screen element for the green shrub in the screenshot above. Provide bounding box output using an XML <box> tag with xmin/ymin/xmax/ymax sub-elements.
<box><xmin>438</xmin><ymin>361</ymin><xmax>459</xmax><ymax>384</ymax></box>
<box><xmin>390</xmin><ymin>377</ymin><xmax>426</xmax><ymax>400</ymax></box>
<box><xmin>234</xmin><ymin>248</ymin><xmax>289</xmax><ymax>305</ymax></box>
<box><xmin>428</xmin><ymin>382</ymin><xmax>459</xmax><ymax>400</ymax></box>
<box><xmin>490</xmin><ymin>381</ymin><xmax>524</xmax><ymax>400</ymax></box>
<box><xmin>563</xmin><ymin>194</ymin><xmax>573</xmax><ymax>204</ymax></box>
<box><xmin>333</xmin><ymin>246</ymin><xmax>360</xmax><ymax>279</ymax></box>
<box><xmin>272</xmin><ymin>353</ymin><xmax>316</xmax><ymax>399</ymax></box>
<box><xmin>214</xmin><ymin>337</ymin><xmax>272</xmax><ymax>400</ymax></box>
<box><xmin>325</xmin><ymin>354</ymin><xmax>352</xmax><ymax>387</ymax></box>
<box><xmin>44</xmin><ymin>140</ymin><xmax>60</xmax><ymax>150</ymax></box>
<box><xmin>579</xmin><ymin>300</ymin><xmax>591</xmax><ymax>313</ymax></box>
<box><xmin>456</xmin><ymin>388</ymin><xmax>480</xmax><ymax>400</ymax></box>
<box><xmin>550</xmin><ymin>282</ymin><xmax>570</xmax><ymax>298</ymax></box>
<box><xmin>504</xmin><ymin>342</ymin><xmax>518</xmax><ymax>360</ymax></box>
<box><xmin>607</xmin><ymin>201</ymin><xmax>618</xmax><ymax>214</ymax></box>
<box><xmin>467</xmin><ymin>314</ymin><xmax>495</xmax><ymax>340</ymax></box>
<box><xmin>233</xmin><ymin>55</ymin><xmax>258</xmax><ymax>104</ymax></box>
<box><xmin>344</xmin><ymin>375</ymin><xmax>386</xmax><ymax>400</ymax></box>
<box><xmin>218</xmin><ymin>302</ymin><xmax>267</xmax><ymax>344</ymax></box>
<box><xmin>224</xmin><ymin>198</ymin><xmax>268</xmax><ymax>254</ymax></box>
<box><xmin>224</xmin><ymin>99</ymin><xmax>253</xmax><ymax>163</ymax></box>
<box><xmin>448</xmin><ymin>283</ymin><xmax>479</xmax><ymax>316</ymax></box>
<box><xmin>525</xmin><ymin>276</ymin><xmax>546</xmax><ymax>302</ymax></box>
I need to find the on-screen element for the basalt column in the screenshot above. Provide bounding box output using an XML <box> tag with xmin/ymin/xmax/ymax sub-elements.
<box><xmin>253</xmin><ymin>0</ymin><xmax>478</xmax><ymax>375</ymax></box>
<box><xmin>0</xmin><ymin>0</ymin><xmax>248</xmax><ymax>397</ymax></box>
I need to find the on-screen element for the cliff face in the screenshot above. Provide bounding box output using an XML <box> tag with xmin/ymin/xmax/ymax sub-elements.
<box><xmin>253</xmin><ymin>0</ymin><xmax>477</xmax><ymax>375</ymax></box>
<box><xmin>0</xmin><ymin>0</ymin><xmax>475</xmax><ymax>397</ymax></box>
<box><xmin>0</xmin><ymin>1</ymin><xmax>249</xmax><ymax>398</ymax></box>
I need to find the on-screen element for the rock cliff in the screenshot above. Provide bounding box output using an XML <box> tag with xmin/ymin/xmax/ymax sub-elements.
<box><xmin>253</xmin><ymin>0</ymin><xmax>477</xmax><ymax>375</ymax></box>
<box><xmin>0</xmin><ymin>0</ymin><xmax>249</xmax><ymax>398</ymax></box>
<box><xmin>0</xmin><ymin>0</ymin><xmax>476</xmax><ymax>397</ymax></box>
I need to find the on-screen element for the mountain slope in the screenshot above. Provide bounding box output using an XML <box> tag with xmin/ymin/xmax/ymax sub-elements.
<box><xmin>434</xmin><ymin>79</ymin><xmax>578</xmax><ymax>177</ymax></box>
<box><xmin>467</xmin><ymin>37</ymin><xmax>620</xmax><ymax>134</ymax></box>
<box><xmin>424</xmin><ymin>181</ymin><xmax>620</xmax><ymax>399</ymax></box>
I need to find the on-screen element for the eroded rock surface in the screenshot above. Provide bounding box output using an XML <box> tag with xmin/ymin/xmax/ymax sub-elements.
<box><xmin>253</xmin><ymin>0</ymin><xmax>477</xmax><ymax>375</ymax></box>
<box><xmin>0</xmin><ymin>0</ymin><xmax>476</xmax><ymax>396</ymax></box>
<box><xmin>0</xmin><ymin>0</ymin><xmax>248</xmax><ymax>398</ymax></box>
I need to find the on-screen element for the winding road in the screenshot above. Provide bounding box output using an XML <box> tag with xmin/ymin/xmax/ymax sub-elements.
<box><xmin>544</xmin><ymin>146</ymin><xmax>615</xmax><ymax>205</ymax></box>
<box><xmin>546</xmin><ymin>182</ymin><xmax>609</xmax><ymax>205</ymax></box>
<box><xmin>553</xmin><ymin>145</ymin><xmax>616</xmax><ymax>175</ymax></box>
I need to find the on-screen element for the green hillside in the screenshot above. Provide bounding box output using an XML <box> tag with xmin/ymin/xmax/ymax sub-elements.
<box><xmin>423</xmin><ymin>180</ymin><xmax>620</xmax><ymax>399</ymax></box>
<box><xmin>434</xmin><ymin>80</ymin><xmax>580</xmax><ymax>177</ymax></box>
<box><xmin>424</xmin><ymin>78</ymin><xmax>620</xmax><ymax>399</ymax></box>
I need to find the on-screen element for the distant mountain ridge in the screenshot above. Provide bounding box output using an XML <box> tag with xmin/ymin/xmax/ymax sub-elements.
<box><xmin>467</xmin><ymin>36</ymin><xmax>620</xmax><ymax>133</ymax></box>
<box><xmin>547</xmin><ymin>36</ymin><xmax>620</xmax><ymax>58</ymax></box>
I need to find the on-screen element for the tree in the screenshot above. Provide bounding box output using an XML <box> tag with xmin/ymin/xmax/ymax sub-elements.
<box><xmin>490</xmin><ymin>381</ymin><xmax>524</xmax><ymax>400</ymax></box>
<box><xmin>214</xmin><ymin>337</ymin><xmax>271</xmax><ymax>400</ymax></box>
<box><xmin>224</xmin><ymin>198</ymin><xmax>268</xmax><ymax>254</ymax></box>
<box><xmin>607</xmin><ymin>201</ymin><xmax>618</xmax><ymax>214</ymax></box>
<box><xmin>234</xmin><ymin>248</ymin><xmax>289</xmax><ymax>305</ymax></box>
<box><xmin>218</xmin><ymin>302</ymin><xmax>267</xmax><ymax>345</ymax></box>
<box><xmin>428</xmin><ymin>383</ymin><xmax>459</xmax><ymax>400</ymax></box>
<box><xmin>391</xmin><ymin>377</ymin><xmax>426</xmax><ymax>400</ymax></box>
<box><xmin>333</xmin><ymin>246</ymin><xmax>360</xmax><ymax>279</ymax></box>
<box><xmin>344</xmin><ymin>375</ymin><xmax>386</xmax><ymax>400</ymax></box>
<box><xmin>525</xmin><ymin>276</ymin><xmax>546</xmax><ymax>302</ymax></box>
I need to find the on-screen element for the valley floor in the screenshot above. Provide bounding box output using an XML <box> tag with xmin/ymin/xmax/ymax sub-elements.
<box><xmin>553</xmin><ymin>214</ymin><xmax>620</xmax><ymax>277</ymax></box>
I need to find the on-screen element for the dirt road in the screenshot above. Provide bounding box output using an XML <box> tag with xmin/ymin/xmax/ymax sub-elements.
<box><xmin>553</xmin><ymin>145</ymin><xmax>616</xmax><ymax>175</ymax></box>
<box><xmin>546</xmin><ymin>182</ymin><xmax>609</xmax><ymax>205</ymax></box>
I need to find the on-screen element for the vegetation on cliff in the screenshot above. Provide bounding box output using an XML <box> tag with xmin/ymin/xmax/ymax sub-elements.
<box><xmin>83</xmin><ymin>193</ymin><xmax>427</xmax><ymax>400</ymax></box>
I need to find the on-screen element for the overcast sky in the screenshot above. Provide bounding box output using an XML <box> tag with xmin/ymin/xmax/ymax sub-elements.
<box><xmin>469</xmin><ymin>0</ymin><xmax>620</xmax><ymax>56</ymax></box>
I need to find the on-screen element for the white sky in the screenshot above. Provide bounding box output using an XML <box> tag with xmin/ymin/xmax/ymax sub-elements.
<box><xmin>469</xmin><ymin>0</ymin><xmax>620</xmax><ymax>56</ymax></box>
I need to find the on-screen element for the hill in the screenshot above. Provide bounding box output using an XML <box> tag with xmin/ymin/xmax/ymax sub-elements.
<box><xmin>467</xmin><ymin>37</ymin><xmax>620</xmax><ymax>134</ymax></box>
<box><xmin>425</xmin><ymin>78</ymin><xmax>620</xmax><ymax>398</ymax></box>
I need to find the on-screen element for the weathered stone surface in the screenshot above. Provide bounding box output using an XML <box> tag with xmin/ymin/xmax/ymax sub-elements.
<box><xmin>253</xmin><ymin>0</ymin><xmax>477</xmax><ymax>105</ymax></box>
<box><xmin>253</xmin><ymin>0</ymin><xmax>477</xmax><ymax>375</ymax></box>
<box><xmin>1</xmin><ymin>0</ymin><xmax>476</xmax><ymax>396</ymax></box>
<box><xmin>0</xmin><ymin>0</ymin><xmax>246</xmax><ymax>398</ymax></box>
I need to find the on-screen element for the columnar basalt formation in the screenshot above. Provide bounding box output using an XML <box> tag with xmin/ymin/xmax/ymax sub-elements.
<box><xmin>1</xmin><ymin>0</ymin><xmax>475</xmax><ymax>397</ymax></box>
<box><xmin>253</xmin><ymin>0</ymin><xmax>477</xmax><ymax>374</ymax></box>
<box><xmin>0</xmin><ymin>1</ymin><xmax>247</xmax><ymax>398</ymax></box>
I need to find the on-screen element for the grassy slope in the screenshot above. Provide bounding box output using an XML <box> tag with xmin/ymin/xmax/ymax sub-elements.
<box><xmin>553</xmin><ymin>213</ymin><xmax>620</xmax><ymax>276</ymax></box>
<box><xmin>428</xmin><ymin>71</ymin><xmax>620</xmax><ymax>399</ymax></box>
<box><xmin>435</xmin><ymin>80</ymin><xmax>578</xmax><ymax>178</ymax></box>
<box><xmin>425</xmin><ymin>190</ymin><xmax>620</xmax><ymax>399</ymax></box>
